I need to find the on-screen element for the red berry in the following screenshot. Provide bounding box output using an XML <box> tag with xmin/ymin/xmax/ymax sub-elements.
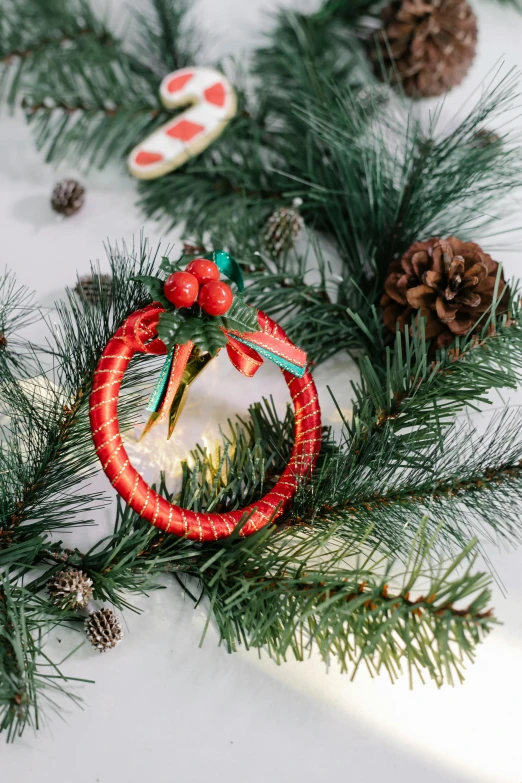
<box><xmin>164</xmin><ymin>271</ymin><xmax>199</xmax><ymax>308</ymax></box>
<box><xmin>185</xmin><ymin>258</ymin><xmax>220</xmax><ymax>285</ymax></box>
<box><xmin>198</xmin><ymin>281</ymin><xmax>233</xmax><ymax>316</ymax></box>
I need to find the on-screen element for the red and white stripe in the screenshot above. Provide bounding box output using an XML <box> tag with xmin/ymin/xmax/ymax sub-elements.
<box><xmin>128</xmin><ymin>67</ymin><xmax>236</xmax><ymax>180</ymax></box>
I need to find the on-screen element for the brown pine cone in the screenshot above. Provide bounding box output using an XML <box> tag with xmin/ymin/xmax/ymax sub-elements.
<box><xmin>263</xmin><ymin>199</ymin><xmax>304</xmax><ymax>259</ymax></box>
<box><xmin>74</xmin><ymin>273</ymin><xmax>113</xmax><ymax>306</ymax></box>
<box><xmin>85</xmin><ymin>608</ymin><xmax>124</xmax><ymax>653</ymax></box>
<box><xmin>372</xmin><ymin>0</ymin><xmax>478</xmax><ymax>98</ymax></box>
<box><xmin>47</xmin><ymin>568</ymin><xmax>93</xmax><ymax>611</ymax></box>
<box><xmin>381</xmin><ymin>237</ymin><xmax>509</xmax><ymax>349</ymax></box>
<box><xmin>51</xmin><ymin>179</ymin><xmax>85</xmax><ymax>217</ymax></box>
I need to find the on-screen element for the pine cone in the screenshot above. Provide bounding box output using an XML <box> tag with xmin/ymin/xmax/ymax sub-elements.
<box><xmin>85</xmin><ymin>608</ymin><xmax>124</xmax><ymax>653</ymax></box>
<box><xmin>182</xmin><ymin>241</ymin><xmax>207</xmax><ymax>256</ymax></box>
<box><xmin>74</xmin><ymin>273</ymin><xmax>113</xmax><ymax>305</ymax></box>
<box><xmin>381</xmin><ymin>236</ymin><xmax>509</xmax><ymax>349</ymax></box>
<box><xmin>51</xmin><ymin>179</ymin><xmax>85</xmax><ymax>216</ymax></box>
<box><xmin>47</xmin><ymin>568</ymin><xmax>93</xmax><ymax>610</ymax></box>
<box><xmin>473</xmin><ymin>128</ymin><xmax>501</xmax><ymax>149</ymax></box>
<box><xmin>263</xmin><ymin>199</ymin><xmax>304</xmax><ymax>259</ymax></box>
<box><xmin>372</xmin><ymin>0</ymin><xmax>478</xmax><ymax>98</ymax></box>
<box><xmin>0</xmin><ymin>333</ymin><xmax>6</xmax><ymax>350</ymax></box>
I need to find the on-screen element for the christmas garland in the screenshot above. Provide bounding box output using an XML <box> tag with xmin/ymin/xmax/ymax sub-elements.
<box><xmin>1</xmin><ymin>0</ymin><xmax>522</xmax><ymax>740</ymax></box>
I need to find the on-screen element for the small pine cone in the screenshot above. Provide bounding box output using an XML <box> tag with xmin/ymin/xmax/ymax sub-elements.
<box><xmin>51</xmin><ymin>179</ymin><xmax>85</xmax><ymax>216</ymax></box>
<box><xmin>182</xmin><ymin>241</ymin><xmax>207</xmax><ymax>256</ymax></box>
<box><xmin>371</xmin><ymin>0</ymin><xmax>478</xmax><ymax>99</ymax></box>
<box><xmin>263</xmin><ymin>198</ymin><xmax>304</xmax><ymax>259</ymax></box>
<box><xmin>381</xmin><ymin>236</ymin><xmax>509</xmax><ymax>349</ymax></box>
<box><xmin>0</xmin><ymin>333</ymin><xmax>6</xmax><ymax>350</ymax></box>
<box><xmin>47</xmin><ymin>568</ymin><xmax>93</xmax><ymax>610</ymax></box>
<box><xmin>74</xmin><ymin>273</ymin><xmax>113</xmax><ymax>305</ymax></box>
<box><xmin>85</xmin><ymin>608</ymin><xmax>124</xmax><ymax>653</ymax></box>
<box><xmin>473</xmin><ymin>128</ymin><xmax>501</xmax><ymax>149</ymax></box>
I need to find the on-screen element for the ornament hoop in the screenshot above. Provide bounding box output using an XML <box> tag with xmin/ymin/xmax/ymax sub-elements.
<box><xmin>89</xmin><ymin>304</ymin><xmax>322</xmax><ymax>541</ymax></box>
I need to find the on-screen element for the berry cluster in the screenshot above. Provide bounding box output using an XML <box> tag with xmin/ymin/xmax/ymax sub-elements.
<box><xmin>164</xmin><ymin>259</ymin><xmax>233</xmax><ymax>316</ymax></box>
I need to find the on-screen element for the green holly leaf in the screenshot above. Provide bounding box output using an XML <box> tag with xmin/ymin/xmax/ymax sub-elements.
<box><xmin>221</xmin><ymin>294</ymin><xmax>260</xmax><ymax>333</ymax></box>
<box><xmin>159</xmin><ymin>256</ymin><xmax>183</xmax><ymax>277</ymax></box>
<box><xmin>190</xmin><ymin>319</ymin><xmax>228</xmax><ymax>355</ymax></box>
<box><xmin>156</xmin><ymin>312</ymin><xmax>228</xmax><ymax>356</ymax></box>
<box><xmin>133</xmin><ymin>275</ymin><xmax>170</xmax><ymax>308</ymax></box>
<box><xmin>156</xmin><ymin>310</ymin><xmax>185</xmax><ymax>348</ymax></box>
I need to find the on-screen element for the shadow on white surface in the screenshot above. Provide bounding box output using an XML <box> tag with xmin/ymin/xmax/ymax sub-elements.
<box><xmin>1</xmin><ymin>583</ymin><xmax>485</xmax><ymax>783</ymax></box>
<box><xmin>10</xmin><ymin>195</ymin><xmax>59</xmax><ymax>230</ymax></box>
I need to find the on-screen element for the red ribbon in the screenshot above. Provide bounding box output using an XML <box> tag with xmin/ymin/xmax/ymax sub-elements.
<box><xmin>155</xmin><ymin>309</ymin><xmax>307</xmax><ymax>423</ymax></box>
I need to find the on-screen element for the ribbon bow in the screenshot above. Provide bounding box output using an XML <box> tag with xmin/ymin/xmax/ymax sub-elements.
<box><xmin>142</xmin><ymin>252</ymin><xmax>308</xmax><ymax>439</ymax></box>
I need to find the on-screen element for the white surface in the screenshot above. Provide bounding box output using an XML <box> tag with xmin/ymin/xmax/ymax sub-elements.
<box><xmin>2</xmin><ymin>1</ymin><xmax>522</xmax><ymax>781</ymax></box>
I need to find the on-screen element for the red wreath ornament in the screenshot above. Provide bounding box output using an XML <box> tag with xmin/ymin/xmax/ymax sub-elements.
<box><xmin>89</xmin><ymin>291</ymin><xmax>322</xmax><ymax>541</ymax></box>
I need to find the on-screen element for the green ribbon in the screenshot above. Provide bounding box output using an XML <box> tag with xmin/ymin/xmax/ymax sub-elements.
<box><xmin>146</xmin><ymin>348</ymin><xmax>174</xmax><ymax>413</ymax></box>
<box><xmin>206</xmin><ymin>250</ymin><xmax>244</xmax><ymax>292</ymax></box>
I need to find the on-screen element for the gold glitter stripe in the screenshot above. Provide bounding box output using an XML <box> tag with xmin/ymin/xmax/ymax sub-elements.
<box><xmin>91</xmin><ymin>415</ymin><xmax>119</xmax><ymax>435</ymax></box>
<box><xmin>152</xmin><ymin>495</ymin><xmax>160</xmax><ymax>526</ymax></box>
<box><xmin>103</xmin><ymin>442</ymin><xmax>124</xmax><ymax>470</ymax></box>
<box><xmin>293</xmin><ymin>394</ymin><xmax>319</xmax><ymax>412</ymax></box>
<box><xmin>111</xmin><ymin>460</ymin><xmax>129</xmax><ymax>487</ymax></box>
<box><xmin>89</xmin><ymin>395</ymin><xmax>119</xmax><ymax>412</ymax></box>
<box><xmin>95</xmin><ymin>432</ymin><xmax>121</xmax><ymax>452</ymax></box>
<box><xmin>92</xmin><ymin>379</ymin><xmax>120</xmax><ymax>394</ymax></box>
<box><xmin>296</xmin><ymin>410</ymin><xmax>321</xmax><ymax>423</ymax></box>
<box><xmin>195</xmin><ymin>512</ymin><xmax>203</xmax><ymax>542</ymax></box>
<box><xmin>292</xmin><ymin>378</ymin><xmax>315</xmax><ymax>400</ymax></box>
<box><xmin>208</xmin><ymin>514</ymin><xmax>218</xmax><ymax>541</ymax></box>
<box><xmin>181</xmin><ymin>508</ymin><xmax>188</xmax><ymax>537</ymax></box>
<box><xmin>140</xmin><ymin>487</ymin><xmax>151</xmax><ymax>516</ymax></box>
<box><xmin>270</xmin><ymin>491</ymin><xmax>290</xmax><ymax>501</ymax></box>
<box><xmin>128</xmin><ymin>474</ymin><xmax>140</xmax><ymax>504</ymax></box>
<box><xmin>165</xmin><ymin>504</ymin><xmax>173</xmax><ymax>534</ymax></box>
<box><xmin>223</xmin><ymin>515</ymin><xmax>233</xmax><ymax>535</ymax></box>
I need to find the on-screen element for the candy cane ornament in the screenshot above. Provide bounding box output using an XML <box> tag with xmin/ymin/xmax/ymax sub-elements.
<box><xmin>128</xmin><ymin>67</ymin><xmax>237</xmax><ymax>180</ymax></box>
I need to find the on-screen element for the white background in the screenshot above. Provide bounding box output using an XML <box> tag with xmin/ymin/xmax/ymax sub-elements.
<box><xmin>2</xmin><ymin>1</ymin><xmax>522</xmax><ymax>781</ymax></box>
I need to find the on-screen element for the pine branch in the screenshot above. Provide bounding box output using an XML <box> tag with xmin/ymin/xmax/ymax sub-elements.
<box><xmin>0</xmin><ymin>0</ymin><xmax>203</xmax><ymax>168</ymax></box>
<box><xmin>349</xmin><ymin>303</ymin><xmax>522</xmax><ymax>450</ymax></box>
<box><xmin>0</xmin><ymin>269</ymin><xmax>40</xmax><ymax>375</ymax></box>
<box><xmin>132</xmin><ymin>0</ymin><xmax>201</xmax><ymax>77</ymax></box>
<box><xmin>0</xmin><ymin>239</ymin><xmax>168</xmax><ymax>556</ymax></box>
<box><xmin>0</xmin><ymin>575</ymin><xmax>84</xmax><ymax>741</ymax></box>
<box><xmin>0</xmin><ymin>0</ymin><xmax>115</xmax><ymax>109</ymax></box>
<box><xmin>22</xmin><ymin>46</ymin><xmax>168</xmax><ymax>168</ymax></box>
<box><xmin>294</xmin><ymin>406</ymin><xmax>522</xmax><ymax>554</ymax></box>
<box><xmin>200</xmin><ymin>530</ymin><xmax>494</xmax><ymax>685</ymax></box>
<box><xmin>44</xmin><ymin>489</ymin><xmax>495</xmax><ymax>687</ymax></box>
<box><xmin>297</xmin><ymin>69</ymin><xmax>522</xmax><ymax>286</ymax></box>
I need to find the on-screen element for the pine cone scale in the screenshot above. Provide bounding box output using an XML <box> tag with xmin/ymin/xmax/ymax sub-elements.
<box><xmin>435</xmin><ymin>297</ymin><xmax>458</xmax><ymax>322</ymax></box>
<box><xmin>385</xmin><ymin>273</ymin><xmax>408</xmax><ymax>304</ymax></box>
<box><xmin>411</xmin><ymin>250</ymin><xmax>431</xmax><ymax>277</ymax></box>
<box><xmin>406</xmin><ymin>283</ymin><xmax>436</xmax><ymax>309</ymax></box>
